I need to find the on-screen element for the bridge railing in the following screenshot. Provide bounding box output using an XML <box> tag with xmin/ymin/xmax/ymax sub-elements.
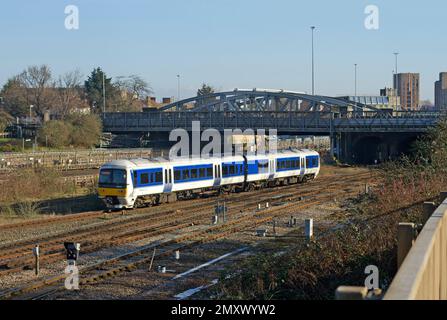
<box><xmin>102</xmin><ymin>111</ymin><xmax>439</xmax><ymax>133</ymax></box>
<box><xmin>384</xmin><ymin>196</ymin><xmax>447</xmax><ymax>300</ymax></box>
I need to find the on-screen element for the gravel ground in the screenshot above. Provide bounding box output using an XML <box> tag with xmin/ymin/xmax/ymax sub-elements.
<box><xmin>0</xmin><ymin>165</ymin><xmax>374</xmax><ymax>299</ymax></box>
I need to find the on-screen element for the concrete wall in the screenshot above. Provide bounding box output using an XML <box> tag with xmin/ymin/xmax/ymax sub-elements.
<box><xmin>384</xmin><ymin>198</ymin><xmax>447</xmax><ymax>300</ymax></box>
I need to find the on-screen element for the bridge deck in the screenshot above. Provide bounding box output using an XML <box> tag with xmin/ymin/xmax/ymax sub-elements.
<box><xmin>102</xmin><ymin>111</ymin><xmax>439</xmax><ymax>134</ymax></box>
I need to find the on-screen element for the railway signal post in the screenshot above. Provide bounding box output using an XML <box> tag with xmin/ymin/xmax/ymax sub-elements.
<box><xmin>32</xmin><ymin>245</ymin><xmax>40</xmax><ymax>276</ymax></box>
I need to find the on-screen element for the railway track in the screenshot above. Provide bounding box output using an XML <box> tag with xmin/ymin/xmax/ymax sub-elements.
<box><xmin>0</xmin><ymin>172</ymin><xmax>376</xmax><ymax>300</ymax></box>
<box><xmin>0</xmin><ymin>171</ymin><xmax>375</xmax><ymax>232</ymax></box>
<box><xmin>1</xmin><ymin>189</ymin><xmax>353</xmax><ymax>300</ymax></box>
<box><xmin>0</xmin><ymin>172</ymin><xmax>374</xmax><ymax>271</ymax></box>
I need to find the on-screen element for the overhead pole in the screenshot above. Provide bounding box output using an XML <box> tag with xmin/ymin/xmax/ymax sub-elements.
<box><xmin>102</xmin><ymin>72</ymin><xmax>106</xmax><ymax>118</ymax></box>
<box><xmin>311</xmin><ymin>26</ymin><xmax>316</xmax><ymax>97</ymax></box>
<box><xmin>393</xmin><ymin>52</ymin><xmax>399</xmax><ymax>89</ymax></box>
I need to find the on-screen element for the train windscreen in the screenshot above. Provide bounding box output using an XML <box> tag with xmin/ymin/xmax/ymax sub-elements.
<box><xmin>99</xmin><ymin>169</ymin><xmax>127</xmax><ymax>188</ymax></box>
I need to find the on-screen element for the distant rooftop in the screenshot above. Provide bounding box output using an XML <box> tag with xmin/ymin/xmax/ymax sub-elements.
<box><xmin>339</xmin><ymin>96</ymin><xmax>390</xmax><ymax>106</ymax></box>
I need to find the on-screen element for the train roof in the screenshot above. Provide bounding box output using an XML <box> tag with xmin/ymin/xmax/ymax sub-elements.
<box><xmin>101</xmin><ymin>149</ymin><xmax>319</xmax><ymax>169</ymax></box>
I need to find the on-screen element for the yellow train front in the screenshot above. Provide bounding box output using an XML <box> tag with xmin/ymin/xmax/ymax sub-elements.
<box><xmin>98</xmin><ymin>160</ymin><xmax>135</xmax><ymax>209</ymax></box>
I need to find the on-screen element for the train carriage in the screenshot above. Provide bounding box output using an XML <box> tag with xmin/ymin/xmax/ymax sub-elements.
<box><xmin>98</xmin><ymin>149</ymin><xmax>320</xmax><ymax>209</ymax></box>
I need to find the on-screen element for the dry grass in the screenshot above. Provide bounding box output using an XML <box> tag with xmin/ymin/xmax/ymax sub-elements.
<box><xmin>215</xmin><ymin>169</ymin><xmax>440</xmax><ymax>300</ymax></box>
<box><xmin>0</xmin><ymin>168</ymin><xmax>76</xmax><ymax>204</ymax></box>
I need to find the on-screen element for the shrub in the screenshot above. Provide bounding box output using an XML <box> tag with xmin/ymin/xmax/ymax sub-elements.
<box><xmin>37</xmin><ymin>120</ymin><xmax>72</xmax><ymax>148</ymax></box>
<box><xmin>67</xmin><ymin>114</ymin><xmax>102</xmax><ymax>148</ymax></box>
<box><xmin>37</xmin><ymin>114</ymin><xmax>102</xmax><ymax>149</ymax></box>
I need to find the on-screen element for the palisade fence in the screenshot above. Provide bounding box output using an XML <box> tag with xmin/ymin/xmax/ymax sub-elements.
<box><xmin>336</xmin><ymin>192</ymin><xmax>447</xmax><ymax>300</ymax></box>
<box><xmin>0</xmin><ymin>149</ymin><xmax>153</xmax><ymax>171</ymax></box>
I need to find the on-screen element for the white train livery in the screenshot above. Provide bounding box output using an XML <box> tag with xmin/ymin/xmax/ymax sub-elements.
<box><xmin>98</xmin><ymin>149</ymin><xmax>320</xmax><ymax>209</ymax></box>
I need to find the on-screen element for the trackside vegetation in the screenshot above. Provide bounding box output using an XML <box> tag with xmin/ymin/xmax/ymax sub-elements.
<box><xmin>214</xmin><ymin>118</ymin><xmax>447</xmax><ymax>300</ymax></box>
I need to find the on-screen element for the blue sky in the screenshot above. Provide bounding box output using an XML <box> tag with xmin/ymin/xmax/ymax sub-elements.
<box><xmin>1</xmin><ymin>0</ymin><xmax>446</xmax><ymax>101</ymax></box>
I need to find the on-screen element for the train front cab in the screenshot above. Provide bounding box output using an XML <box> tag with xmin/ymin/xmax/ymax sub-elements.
<box><xmin>98</xmin><ymin>166</ymin><xmax>134</xmax><ymax>209</ymax></box>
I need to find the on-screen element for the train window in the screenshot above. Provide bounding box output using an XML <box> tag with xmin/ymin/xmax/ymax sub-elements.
<box><xmin>140</xmin><ymin>173</ymin><xmax>149</xmax><ymax>185</ymax></box>
<box><xmin>229</xmin><ymin>165</ymin><xmax>235</xmax><ymax>175</ymax></box>
<box><xmin>191</xmin><ymin>169</ymin><xmax>198</xmax><ymax>179</ymax></box>
<box><xmin>286</xmin><ymin>160</ymin><xmax>291</xmax><ymax>168</ymax></box>
<box><xmin>155</xmin><ymin>171</ymin><xmax>163</xmax><ymax>183</ymax></box>
<box><xmin>183</xmin><ymin>170</ymin><xmax>190</xmax><ymax>179</ymax></box>
<box><xmin>306</xmin><ymin>158</ymin><xmax>310</xmax><ymax>168</ymax></box>
<box><xmin>258</xmin><ymin>161</ymin><xmax>268</xmax><ymax>169</ymax></box>
<box><xmin>133</xmin><ymin>171</ymin><xmax>137</xmax><ymax>185</ymax></box>
<box><xmin>174</xmin><ymin>170</ymin><xmax>181</xmax><ymax>181</ymax></box>
<box><xmin>199</xmin><ymin>168</ymin><xmax>206</xmax><ymax>178</ymax></box>
<box><xmin>207</xmin><ymin>167</ymin><xmax>213</xmax><ymax>177</ymax></box>
<box><xmin>223</xmin><ymin>166</ymin><xmax>228</xmax><ymax>176</ymax></box>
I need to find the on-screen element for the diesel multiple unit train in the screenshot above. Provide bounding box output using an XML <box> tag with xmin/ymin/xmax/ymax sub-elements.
<box><xmin>98</xmin><ymin>149</ymin><xmax>320</xmax><ymax>209</ymax></box>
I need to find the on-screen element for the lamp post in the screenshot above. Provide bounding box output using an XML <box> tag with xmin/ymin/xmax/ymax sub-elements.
<box><xmin>177</xmin><ymin>74</ymin><xmax>180</xmax><ymax>102</ymax></box>
<box><xmin>393</xmin><ymin>52</ymin><xmax>399</xmax><ymax>89</ymax></box>
<box><xmin>29</xmin><ymin>105</ymin><xmax>34</xmax><ymax>124</ymax></box>
<box><xmin>102</xmin><ymin>73</ymin><xmax>106</xmax><ymax>116</ymax></box>
<box><xmin>311</xmin><ymin>26</ymin><xmax>316</xmax><ymax>96</ymax></box>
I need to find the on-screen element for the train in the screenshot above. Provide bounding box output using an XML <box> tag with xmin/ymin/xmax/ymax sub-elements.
<box><xmin>97</xmin><ymin>149</ymin><xmax>320</xmax><ymax>209</ymax></box>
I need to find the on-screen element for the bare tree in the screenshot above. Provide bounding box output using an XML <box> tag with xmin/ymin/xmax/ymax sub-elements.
<box><xmin>55</xmin><ymin>69</ymin><xmax>87</xmax><ymax>118</ymax></box>
<box><xmin>115</xmin><ymin>75</ymin><xmax>152</xmax><ymax>99</ymax></box>
<box><xmin>17</xmin><ymin>65</ymin><xmax>57</xmax><ymax>117</ymax></box>
<box><xmin>113</xmin><ymin>75</ymin><xmax>153</xmax><ymax>111</ymax></box>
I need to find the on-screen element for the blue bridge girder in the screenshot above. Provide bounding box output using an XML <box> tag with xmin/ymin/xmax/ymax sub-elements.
<box><xmin>157</xmin><ymin>88</ymin><xmax>379</xmax><ymax>112</ymax></box>
<box><xmin>102</xmin><ymin>110</ymin><xmax>441</xmax><ymax>134</ymax></box>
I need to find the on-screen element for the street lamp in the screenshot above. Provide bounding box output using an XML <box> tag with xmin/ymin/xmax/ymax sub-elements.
<box><xmin>29</xmin><ymin>105</ymin><xmax>34</xmax><ymax>124</ymax></box>
<box><xmin>354</xmin><ymin>64</ymin><xmax>358</xmax><ymax>97</ymax></box>
<box><xmin>311</xmin><ymin>26</ymin><xmax>316</xmax><ymax>96</ymax></box>
<box><xmin>393</xmin><ymin>52</ymin><xmax>399</xmax><ymax>89</ymax></box>
<box><xmin>102</xmin><ymin>73</ymin><xmax>106</xmax><ymax>115</ymax></box>
<box><xmin>177</xmin><ymin>74</ymin><xmax>181</xmax><ymax>102</ymax></box>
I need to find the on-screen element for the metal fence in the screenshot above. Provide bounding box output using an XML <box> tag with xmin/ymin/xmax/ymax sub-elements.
<box><xmin>0</xmin><ymin>148</ymin><xmax>153</xmax><ymax>171</ymax></box>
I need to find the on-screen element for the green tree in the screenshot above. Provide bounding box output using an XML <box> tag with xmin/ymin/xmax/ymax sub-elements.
<box><xmin>0</xmin><ymin>110</ymin><xmax>13</xmax><ymax>134</ymax></box>
<box><xmin>67</xmin><ymin>114</ymin><xmax>102</xmax><ymax>148</ymax></box>
<box><xmin>84</xmin><ymin>67</ymin><xmax>119</xmax><ymax>113</ymax></box>
<box><xmin>1</xmin><ymin>77</ymin><xmax>29</xmax><ymax>117</ymax></box>
<box><xmin>196</xmin><ymin>83</ymin><xmax>216</xmax><ymax>108</ymax></box>
<box><xmin>412</xmin><ymin>117</ymin><xmax>447</xmax><ymax>171</ymax></box>
<box><xmin>37</xmin><ymin>120</ymin><xmax>72</xmax><ymax>148</ymax></box>
<box><xmin>197</xmin><ymin>83</ymin><xmax>215</xmax><ymax>97</ymax></box>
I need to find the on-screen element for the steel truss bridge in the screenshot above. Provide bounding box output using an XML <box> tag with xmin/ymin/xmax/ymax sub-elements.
<box><xmin>158</xmin><ymin>88</ymin><xmax>378</xmax><ymax>112</ymax></box>
<box><xmin>102</xmin><ymin>89</ymin><xmax>441</xmax><ymax>134</ymax></box>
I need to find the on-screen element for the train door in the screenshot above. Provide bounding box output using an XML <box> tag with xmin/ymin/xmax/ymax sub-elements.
<box><xmin>164</xmin><ymin>167</ymin><xmax>173</xmax><ymax>192</ymax></box>
<box><xmin>269</xmin><ymin>159</ymin><xmax>275</xmax><ymax>179</ymax></box>
<box><xmin>214</xmin><ymin>163</ymin><xmax>221</xmax><ymax>186</ymax></box>
<box><xmin>300</xmin><ymin>157</ymin><xmax>306</xmax><ymax>176</ymax></box>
